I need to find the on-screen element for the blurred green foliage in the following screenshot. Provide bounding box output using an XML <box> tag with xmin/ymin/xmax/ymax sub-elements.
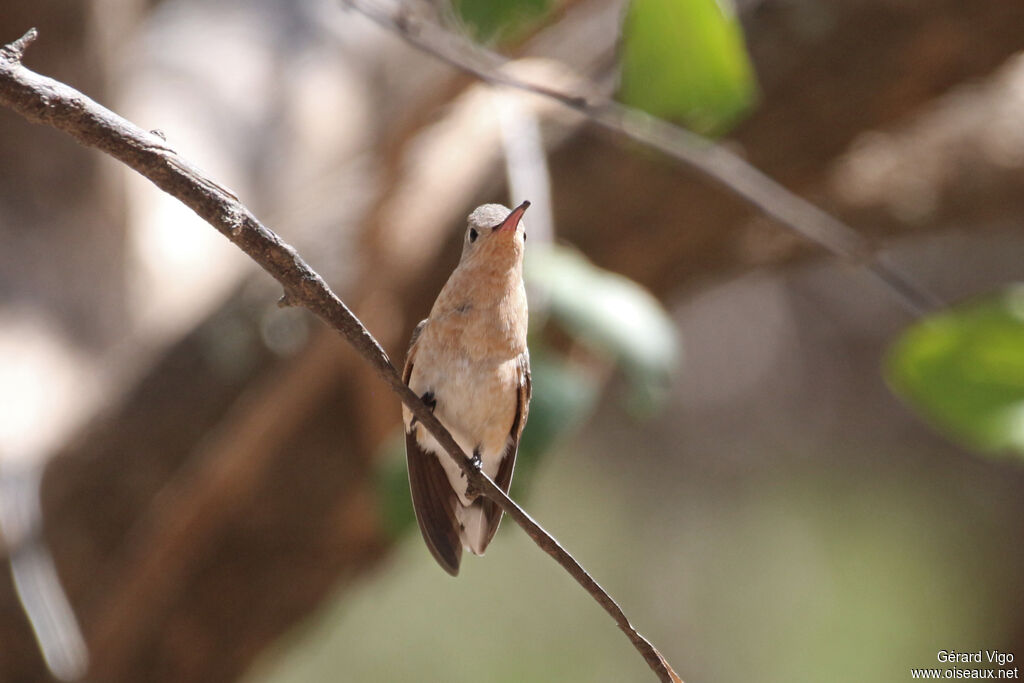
<box><xmin>618</xmin><ymin>0</ymin><xmax>757</xmax><ymax>135</ymax></box>
<box><xmin>373</xmin><ymin>432</ymin><xmax>415</xmax><ymax>540</ymax></box>
<box><xmin>451</xmin><ymin>0</ymin><xmax>553</xmax><ymax>42</ymax></box>
<box><xmin>452</xmin><ymin>0</ymin><xmax>758</xmax><ymax>134</ymax></box>
<box><xmin>886</xmin><ymin>285</ymin><xmax>1024</xmax><ymax>456</ymax></box>
<box><xmin>528</xmin><ymin>245</ymin><xmax>679</xmax><ymax>414</ymax></box>
<box><xmin>515</xmin><ymin>347</ymin><xmax>602</xmax><ymax>482</ymax></box>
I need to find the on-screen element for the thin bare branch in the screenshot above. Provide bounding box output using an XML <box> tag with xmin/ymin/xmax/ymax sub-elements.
<box><xmin>344</xmin><ymin>0</ymin><xmax>944</xmax><ymax>318</ymax></box>
<box><xmin>0</xmin><ymin>29</ymin><xmax>682</xmax><ymax>683</ymax></box>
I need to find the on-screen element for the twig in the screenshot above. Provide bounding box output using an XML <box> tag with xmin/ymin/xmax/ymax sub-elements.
<box><xmin>344</xmin><ymin>0</ymin><xmax>944</xmax><ymax>318</ymax></box>
<box><xmin>0</xmin><ymin>29</ymin><xmax>682</xmax><ymax>683</ymax></box>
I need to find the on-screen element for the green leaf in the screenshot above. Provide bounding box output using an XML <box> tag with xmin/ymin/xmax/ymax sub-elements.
<box><xmin>451</xmin><ymin>0</ymin><xmax>553</xmax><ymax>43</ymax></box>
<box><xmin>619</xmin><ymin>0</ymin><xmax>757</xmax><ymax>135</ymax></box>
<box><xmin>886</xmin><ymin>286</ymin><xmax>1024</xmax><ymax>457</ymax></box>
<box><xmin>526</xmin><ymin>245</ymin><xmax>680</xmax><ymax>413</ymax></box>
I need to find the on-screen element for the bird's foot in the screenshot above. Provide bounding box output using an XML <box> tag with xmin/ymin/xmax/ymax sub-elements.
<box><xmin>410</xmin><ymin>391</ymin><xmax>436</xmax><ymax>429</ymax></box>
<box><xmin>421</xmin><ymin>391</ymin><xmax>436</xmax><ymax>411</ymax></box>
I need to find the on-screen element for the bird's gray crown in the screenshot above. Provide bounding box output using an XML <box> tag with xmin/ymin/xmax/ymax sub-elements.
<box><xmin>467</xmin><ymin>204</ymin><xmax>513</xmax><ymax>229</ymax></box>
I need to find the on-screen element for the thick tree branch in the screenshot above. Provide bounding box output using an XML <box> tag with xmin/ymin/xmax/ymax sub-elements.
<box><xmin>344</xmin><ymin>0</ymin><xmax>943</xmax><ymax>318</ymax></box>
<box><xmin>0</xmin><ymin>29</ymin><xmax>681</xmax><ymax>683</ymax></box>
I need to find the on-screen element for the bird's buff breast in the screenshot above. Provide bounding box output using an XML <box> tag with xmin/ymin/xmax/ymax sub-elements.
<box><xmin>405</xmin><ymin>347</ymin><xmax>519</xmax><ymax>506</ymax></box>
<box><xmin>406</xmin><ymin>346</ymin><xmax>519</xmax><ymax>463</ymax></box>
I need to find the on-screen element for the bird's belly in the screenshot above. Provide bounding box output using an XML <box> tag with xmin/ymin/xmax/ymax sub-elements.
<box><xmin>406</xmin><ymin>355</ymin><xmax>518</xmax><ymax>502</ymax></box>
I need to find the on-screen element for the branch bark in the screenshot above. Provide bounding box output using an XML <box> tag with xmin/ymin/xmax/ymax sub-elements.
<box><xmin>0</xmin><ymin>29</ymin><xmax>682</xmax><ymax>683</ymax></box>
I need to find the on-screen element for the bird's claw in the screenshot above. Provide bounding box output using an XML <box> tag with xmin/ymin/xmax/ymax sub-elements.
<box><xmin>421</xmin><ymin>391</ymin><xmax>436</xmax><ymax>411</ymax></box>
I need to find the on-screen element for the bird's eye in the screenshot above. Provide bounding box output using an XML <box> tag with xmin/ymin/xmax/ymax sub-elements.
<box><xmin>522</xmin><ymin>231</ymin><xmax>527</xmax><ymax>241</ymax></box>
<box><xmin>469</xmin><ymin>228</ymin><xmax>478</xmax><ymax>243</ymax></box>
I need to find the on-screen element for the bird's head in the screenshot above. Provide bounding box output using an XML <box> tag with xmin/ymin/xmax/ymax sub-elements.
<box><xmin>459</xmin><ymin>201</ymin><xmax>530</xmax><ymax>268</ymax></box>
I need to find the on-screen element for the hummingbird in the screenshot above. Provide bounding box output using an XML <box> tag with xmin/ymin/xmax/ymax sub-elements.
<box><xmin>402</xmin><ymin>201</ymin><xmax>532</xmax><ymax>576</ymax></box>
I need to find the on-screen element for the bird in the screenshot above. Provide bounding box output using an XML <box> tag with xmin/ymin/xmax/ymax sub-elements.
<box><xmin>402</xmin><ymin>201</ymin><xmax>532</xmax><ymax>576</ymax></box>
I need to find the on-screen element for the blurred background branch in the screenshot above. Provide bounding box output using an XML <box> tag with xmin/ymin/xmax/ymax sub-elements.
<box><xmin>346</xmin><ymin>0</ymin><xmax>943</xmax><ymax>317</ymax></box>
<box><xmin>1</xmin><ymin>461</ymin><xmax>88</xmax><ymax>681</ymax></box>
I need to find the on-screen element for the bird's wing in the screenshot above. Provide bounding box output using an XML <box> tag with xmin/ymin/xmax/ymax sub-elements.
<box><xmin>404</xmin><ymin>320</ymin><xmax>463</xmax><ymax>576</ymax></box>
<box><xmin>476</xmin><ymin>350</ymin><xmax>532</xmax><ymax>552</ymax></box>
<box><xmin>406</xmin><ymin>432</ymin><xmax>463</xmax><ymax>575</ymax></box>
<box><xmin>513</xmin><ymin>350</ymin><xmax>532</xmax><ymax>441</ymax></box>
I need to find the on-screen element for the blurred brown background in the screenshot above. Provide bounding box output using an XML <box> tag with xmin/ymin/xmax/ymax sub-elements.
<box><xmin>1</xmin><ymin>0</ymin><xmax>1023</xmax><ymax>681</ymax></box>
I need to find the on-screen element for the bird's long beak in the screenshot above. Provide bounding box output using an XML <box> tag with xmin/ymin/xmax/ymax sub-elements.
<box><xmin>495</xmin><ymin>200</ymin><xmax>530</xmax><ymax>233</ymax></box>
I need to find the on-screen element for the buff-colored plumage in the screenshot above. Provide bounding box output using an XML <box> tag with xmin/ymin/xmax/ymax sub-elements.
<box><xmin>402</xmin><ymin>202</ymin><xmax>532</xmax><ymax>576</ymax></box>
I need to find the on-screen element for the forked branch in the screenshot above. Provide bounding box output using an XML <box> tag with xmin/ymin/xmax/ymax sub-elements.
<box><xmin>0</xmin><ymin>29</ymin><xmax>682</xmax><ymax>683</ymax></box>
